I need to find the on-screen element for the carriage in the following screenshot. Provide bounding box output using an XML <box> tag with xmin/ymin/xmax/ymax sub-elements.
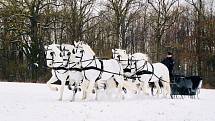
<box><xmin>170</xmin><ymin>75</ymin><xmax>203</xmax><ymax>99</ymax></box>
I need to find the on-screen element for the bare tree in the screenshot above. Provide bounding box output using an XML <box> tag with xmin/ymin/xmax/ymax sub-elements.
<box><xmin>185</xmin><ymin>0</ymin><xmax>206</xmax><ymax>76</ymax></box>
<box><xmin>147</xmin><ymin>0</ymin><xmax>182</xmax><ymax>60</ymax></box>
<box><xmin>61</xmin><ymin>0</ymin><xmax>96</xmax><ymax>43</ymax></box>
<box><xmin>104</xmin><ymin>0</ymin><xmax>143</xmax><ymax>49</ymax></box>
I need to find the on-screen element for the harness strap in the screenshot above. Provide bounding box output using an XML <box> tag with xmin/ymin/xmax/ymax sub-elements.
<box><xmin>53</xmin><ymin>67</ymin><xmax>67</xmax><ymax>70</ymax></box>
<box><xmin>95</xmin><ymin>60</ymin><xmax>103</xmax><ymax>81</ymax></box>
<box><xmin>54</xmin><ymin>69</ymin><xmax>69</xmax><ymax>82</ymax></box>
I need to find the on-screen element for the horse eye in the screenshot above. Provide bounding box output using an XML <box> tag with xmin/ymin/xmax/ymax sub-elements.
<box><xmin>50</xmin><ymin>52</ymin><xmax>54</xmax><ymax>56</ymax></box>
<box><xmin>67</xmin><ymin>52</ymin><xmax>71</xmax><ymax>56</ymax></box>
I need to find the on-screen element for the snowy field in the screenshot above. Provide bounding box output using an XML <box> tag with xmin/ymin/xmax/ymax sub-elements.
<box><xmin>0</xmin><ymin>82</ymin><xmax>215</xmax><ymax>121</ymax></box>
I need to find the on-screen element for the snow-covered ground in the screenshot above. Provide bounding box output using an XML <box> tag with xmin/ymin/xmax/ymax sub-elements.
<box><xmin>0</xmin><ymin>82</ymin><xmax>215</xmax><ymax>121</ymax></box>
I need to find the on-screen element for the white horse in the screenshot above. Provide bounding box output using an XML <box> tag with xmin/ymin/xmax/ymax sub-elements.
<box><xmin>112</xmin><ymin>49</ymin><xmax>148</xmax><ymax>94</ymax></box>
<box><xmin>74</xmin><ymin>42</ymin><xmax>126</xmax><ymax>100</ymax></box>
<box><xmin>61</xmin><ymin>44</ymin><xmax>88</xmax><ymax>101</ymax></box>
<box><xmin>112</xmin><ymin>49</ymin><xmax>171</xmax><ymax>97</ymax></box>
<box><xmin>45</xmin><ymin>44</ymin><xmax>69</xmax><ymax>101</ymax></box>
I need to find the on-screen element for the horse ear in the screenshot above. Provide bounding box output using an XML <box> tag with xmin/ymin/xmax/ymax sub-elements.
<box><xmin>74</xmin><ymin>41</ymin><xmax>77</xmax><ymax>46</ymax></box>
<box><xmin>44</xmin><ymin>45</ymin><xmax>48</xmax><ymax>50</ymax></box>
<box><xmin>112</xmin><ymin>49</ymin><xmax>115</xmax><ymax>53</ymax></box>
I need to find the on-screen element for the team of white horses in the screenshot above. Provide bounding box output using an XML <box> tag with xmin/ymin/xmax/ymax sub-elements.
<box><xmin>45</xmin><ymin>41</ymin><xmax>171</xmax><ymax>101</ymax></box>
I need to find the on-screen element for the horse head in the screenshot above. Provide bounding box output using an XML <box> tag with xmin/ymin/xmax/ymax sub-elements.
<box><xmin>112</xmin><ymin>49</ymin><xmax>127</xmax><ymax>60</ymax></box>
<box><xmin>61</xmin><ymin>44</ymin><xmax>76</xmax><ymax>67</ymax></box>
<box><xmin>44</xmin><ymin>44</ymin><xmax>62</xmax><ymax>68</ymax></box>
<box><xmin>74</xmin><ymin>42</ymin><xmax>95</xmax><ymax>62</ymax></box>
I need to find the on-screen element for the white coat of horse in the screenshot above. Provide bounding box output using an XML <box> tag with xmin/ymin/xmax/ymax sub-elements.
<box><xmin>61</xmin><ymin>44</ymin><xmax>88</xmax><ymax>101</ymax></box>
<box><xmin>45</xmin><ymin>44</ymin><xmax>69</xmax><ymax>101</ymax></box>
<box><xmin>112</xmin><ymin>49</ymin><xmax>171</xmax><ymax>97</ymax></box>
<box><xmin>74</xmin><ymin>42</ymin><xmax>126</xmax><ymax>100</ymax></box>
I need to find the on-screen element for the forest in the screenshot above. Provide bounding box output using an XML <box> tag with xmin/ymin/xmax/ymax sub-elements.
<box><xmin>0</xmin><ymin>0</ymin><xmax>214</xmax><ymax>88</ymax></box>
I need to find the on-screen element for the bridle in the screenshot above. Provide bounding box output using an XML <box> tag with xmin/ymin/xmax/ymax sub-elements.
<box><xmin>45</xmin><ymin>46</ymin><xmax>64</xmax><ymax>66</ymax></box>
<box><xmin>112</xmin><ymin>50</ymin><xmax>131</xmax><ymax>70</ymax></box>
<box><xmin>112</xmin><ymin>50</ymin><xmax>155</xmax><ymax>81</ymax></box>
<box><xmin>62</xmin><ymin>48</ymin><xmax>78</xmax><ymax>68</ymax></box>
<box><xmin>45</xmin><ymin>48</ymin><xmax>54</xmax><ymax>61</ymax></box>
<box><xmin>75</xmin><ymin>48</ymin><xmax>95</xmax><ymax>68</ymax></box>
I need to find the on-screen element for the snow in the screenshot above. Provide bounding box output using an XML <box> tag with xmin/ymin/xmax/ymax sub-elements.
<box><xmin>1</xmin><ymin>82</ymin><xmax>215</xmax><ymax>121</ymax></box>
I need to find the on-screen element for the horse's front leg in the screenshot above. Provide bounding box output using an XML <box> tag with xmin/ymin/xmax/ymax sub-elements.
<box><xmin>71</xmin><ymin>84</ymin><xmax>77</xmax><ymax>102</ymax></box>
<box><xmin>86</xmin><ymin>80</ymin><xmax>96</xmax><ymax>100</ymax></box>
<box><xmin>141</xmin><ymin>81</ymin><xmax>150</xmax><ymax>95</ymax></box>
<box><xmin>79</xmin><ymin>79</ymin><xmax>89</xmax><ymax>100</ymax></box>
<box><xmin>68</xmin><ymin>78</ymin><xmax>76</xmax><ymax>101</ymax></box>
<box><xmin>47</xmin><ymin>72</ymin><xmax>58</xmax><ymax>91</ymax></box>
<box><xmin>58</xmin><ymin>80</ymin><xmax>66</xmax><ymax>101</ymax></box>
<box><xmin>58</xmin><ymin>73</ymin><xmax>69</xmax><ymax>101</ymax></box>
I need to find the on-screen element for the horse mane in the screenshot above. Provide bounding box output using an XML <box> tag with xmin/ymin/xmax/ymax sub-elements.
<box><xmin>141</xmin><ymin>53</ymin><xmax>149</xmax><ymax>61</ymax></box>
<box><xmin>83</xmin><ymin>44</ymin><xmax>95</xmax><ymax>56</ymax></box>
<box><xmin>74</xmin><ymin>41</ymin><xmax>84</xmax><ymax>48</ymax></box>
<box><xmin>62</xmin><ymin>44</ymin><xmax>74</xmax><ymax>50</ymax></box>
<box><xmin>132</xmin><ymin>53</ymin><xmax>149</xmax><ymax>61</ymax></box>
<box><xmin>48</xmin><ymin>44</ymin><xmax>61</xmax><ymax>54</ymax></box>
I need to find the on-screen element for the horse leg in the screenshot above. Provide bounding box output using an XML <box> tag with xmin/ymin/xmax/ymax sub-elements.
<box><xmin>68</xmin><ymin>78</ymin><xmax>75</xmax><ymax>90</ymax></box>
<box><xmin>58</xmin><ymin>73</ymin><xmax>70</xmax><ymax>101</ymax></box>
<box><xmin>58</xmin><ymin>80</ymin><xmax>66</xmax><ymax>101</ymax></box>
<box><xmin>165</xmin><ymin>83</ymin><xmax>171</xmax><ymax>98</ymax></box>
<box><xmin>114</xmin><ymin>76</ymin><xmax>125</xmax><ymax>99</ymax></box>
<box><xmin>79</xmin><ymin>79</ymin><xmax>89</xmax><ymax>100</ymax></box>
<box><xmin>94</xmin><ymin>82</ymin><xmax>99</xmax><ymax>100</ymax></box>
<box><xmin>47</xmin><ymin>74</ymin><xmax>58</xmax><ymax>91</ymax></box>
<box><xmin>122</xmin><ymin>79</ymin><xmax>136</xmax><ymax>94</ymax></box>
<box><xmin>142</xmin><ymin>81</ymin><xmax>150</xmax><ymax>95</ymax></box>
<box><xmin>154</xmin><ymin>81</ymin><xmax>161</xmax><ymax>96</ymax></box>
<box><xmin>85</xmin><ymin>80</ymin><xmax>96</xmax><ymax>100</ymax></box>
<box><xmin>134</xmin><ymin>79</ymin><xmax>141</xmax><ymax>94</ymax></box>
<box><xmin>70</xmin><ymin>82</ymin><xmax>77</xmax><ymax>102</ymax></box>
<box><xmin>68</xmin><ymin>77</ymin><xmax>76</xmax><ymax>101</ymax></box>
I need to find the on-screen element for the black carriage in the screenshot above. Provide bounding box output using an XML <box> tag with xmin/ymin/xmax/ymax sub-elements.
<box><xmin>170</xmin><ymin>75</ymin><xmax>203</xmax><ymax>99</ymax></box>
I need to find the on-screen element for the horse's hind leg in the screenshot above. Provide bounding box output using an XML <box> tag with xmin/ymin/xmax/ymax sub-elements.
<box><xmin>154</xmin><ymin>82</ymin><xmax>161</xmax><ymax>97</ymax></box>
<box><xmin>163</xmin><ymin>83</ymin><xmax>171</xmax><ymax>98</ymax></box>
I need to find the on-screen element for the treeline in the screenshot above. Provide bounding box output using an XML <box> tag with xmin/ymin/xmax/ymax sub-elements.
<box><xmin>0</xmin><ymin>0</ymin><xmax>214</xmax><ymax>88</ymax></box>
